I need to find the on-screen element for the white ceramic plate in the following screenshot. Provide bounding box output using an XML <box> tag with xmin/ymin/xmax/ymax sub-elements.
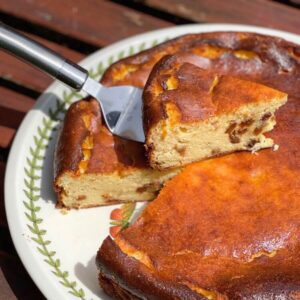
<box><xmin>5</xmin><ymin>24</ymin><xmax>300</xmax><ymax>300</ymax></box>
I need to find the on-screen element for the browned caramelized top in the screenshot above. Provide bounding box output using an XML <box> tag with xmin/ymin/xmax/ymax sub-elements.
<box><xmin>55</xmin><ymin>99</ymin><xmax>147</xmax><ymax>177</ymax></box>
<box><xmin>116</xmin><ymin>155</ymin><xmax>300</xmax><ymax>295</ymax></box>
<box><xmin>56</xmin><ymin>32</ymin><xmax>300</xmax><ymax>183</ymax></box>
<box><xmin>143</xmin><ymin>56</ymin><xmax>286</xmax><ymax>134</ymax></box>
<box><xmin>101</xmin><ymin>34</ymin><xmax>200</xmax><ymax>87</ymax></box>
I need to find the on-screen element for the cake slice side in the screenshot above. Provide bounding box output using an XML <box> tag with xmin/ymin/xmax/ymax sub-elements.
<box><xmin>54</xmin><ymin>99</ymin><xmax>179</xmax><ymax>209</ymax></box>
<box><xmin>144</xmin><ymin>58</ymin><xmax>287</xmax><ymax>170</ymax></box>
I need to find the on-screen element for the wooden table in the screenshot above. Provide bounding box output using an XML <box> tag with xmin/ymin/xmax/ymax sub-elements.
<box><xmin>1</xmin><ymin>0</ymin><xmax>299</xmax><ymax>298</ymax></box>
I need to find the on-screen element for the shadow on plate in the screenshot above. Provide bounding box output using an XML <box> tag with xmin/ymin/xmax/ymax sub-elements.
<box><xmin>32</xmin><ymin>92</ymin><xmax>65</xmax><ymax>206</ymax></box>
<box><xmin>74</xmin><ymin>255</ymin><xmax>109</xmax><ymax>298</ymax></box>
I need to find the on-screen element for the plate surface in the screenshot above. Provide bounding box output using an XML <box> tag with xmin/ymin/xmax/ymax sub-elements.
<box><xmin>5</xmin><ymin>24</ymin><xmax>300</xmax><ymax>300</ymax></box>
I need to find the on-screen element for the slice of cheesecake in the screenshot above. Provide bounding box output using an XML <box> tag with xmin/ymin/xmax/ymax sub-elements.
<box><xmin>54</xmin><ymin>99</ymin><xmax>179</xmax><ymax>209</ymax></box>
<box><xmin>144</xmin><ymin>55</ymin><xmax>287</xmax><ymax>170</ymax></box>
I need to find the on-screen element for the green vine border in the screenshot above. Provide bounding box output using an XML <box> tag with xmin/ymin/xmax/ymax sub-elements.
<box><xmin>22</xmin><ymin>38</ymin><xmax>162</xmax><ymax>299</ymax></box>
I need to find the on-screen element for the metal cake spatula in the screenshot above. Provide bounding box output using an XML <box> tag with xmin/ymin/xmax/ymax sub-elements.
<box><xmin>0</xmin><ymin>23</ymin><xmax>145</xmax><ymax>142</ymax></box>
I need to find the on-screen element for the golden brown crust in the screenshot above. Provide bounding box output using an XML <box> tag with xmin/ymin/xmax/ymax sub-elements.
<box><xmin>101</xmin><ymin>34</ymin><xmax>202</xmax><ymax>88</ymax></box>
<box><xmin>54</xmin><ymin>100</ymin><xmax>91</xmax><ymax>179</ymax></box>
<box><xmin>97</xmin><ymin>154</ymin><xmax>300</xmax><ymax>298</ymax></box>
<box><xmin>97</xmin><ymin>237</ymin><xmax>300</xmax><ymax>300</ymax></box>
<box><xmin>97</xmin><ymin>237</ymin><xmax>205</xmax><ymax>300</ymax></box>
<box><xmin>96</xmin><ymin>32</ymin><xmax>300</xmax><ymax>299</ymax></box>
<box><xmin>117</xmin><ymin>157</ymin><xmax>300</xmax><ymax>286</ymax></box>
<box><xmin>101</xmin><ymin>31</ymin><xmax>300</xmax><ymax>89</ymax></box>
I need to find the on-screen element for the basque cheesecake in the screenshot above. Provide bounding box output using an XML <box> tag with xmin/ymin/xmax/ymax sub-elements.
<box><xmin>95</xmin><ymin>32</ymin><xmax>300</xmax><ymax>298</ymax></box>
<box><xmin>143</xmin><ymin>55</ymin><xmax>287</xmax><ymax>169</ymax></box>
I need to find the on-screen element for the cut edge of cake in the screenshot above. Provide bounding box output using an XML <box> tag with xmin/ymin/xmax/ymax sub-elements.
<box><xmin>55</xmin><ymin>168</ymin><xmax>178</xmax><ymax>209</ymax></box>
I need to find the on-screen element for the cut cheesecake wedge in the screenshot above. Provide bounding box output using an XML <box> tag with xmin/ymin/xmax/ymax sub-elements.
<box><xmin>54</xmin><ymin>99</ymin><xmax>179</xmax><ymax>209</ymax></box>
<box><xmin>144</xmin><ymin>55</ymin><xmax>288</xmax><ymax>170</ymax></box>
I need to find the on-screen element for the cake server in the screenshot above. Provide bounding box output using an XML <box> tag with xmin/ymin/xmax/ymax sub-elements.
<box><xmin>0</xmin><ymin>23</ymin><xmax>145</xmax><ymax>142</ymax></box>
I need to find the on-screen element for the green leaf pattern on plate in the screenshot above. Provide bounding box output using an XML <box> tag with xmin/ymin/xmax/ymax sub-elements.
<box><xmin>22</xmin><ymin>38</ymin><xmax>165</xmax><ymax>298</ymax></box>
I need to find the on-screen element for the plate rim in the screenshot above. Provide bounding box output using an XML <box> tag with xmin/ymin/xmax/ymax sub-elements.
<box><xmin>4</xmin><ymin>23</ymin><xmax>300</xmax><ymax>299</ymax></box>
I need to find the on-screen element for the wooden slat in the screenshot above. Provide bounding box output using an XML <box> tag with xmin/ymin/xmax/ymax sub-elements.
<box><xmin>1</xmin><ymin>52</ymin><xmax>52</xmax><ymax>92</ymax></box>
<box><xmin>0</xmin><ymin>127</ymin><xmax>15</xmax><ymax>148</ymax></box>
<box><xmin>1</xmin><ymin>31</ymin><xmax>84</xmax><ymax>92</ymax></box>
<box><xmin>0</xmin><ymin>0</ymin><xmax>172</xmax><ymax>48</ymax></box>
<box><xmin>0</xmin><ymin>87</ymin><xmax>35</xmax><ymax>112</ymax></box>
<box><xmin>0</xmin><ymin>167</ymin><xmax>44</xmax><ymax>300</ymax></box>
<box><xmin>0</xmin><ymin>87</ymin><xmax>35</xmax><ymax>129</ymax></box>
<box><xmin>141</xmin><ymin>0</ymin><xmax>300</xmax><ymax>34</ymax></box>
